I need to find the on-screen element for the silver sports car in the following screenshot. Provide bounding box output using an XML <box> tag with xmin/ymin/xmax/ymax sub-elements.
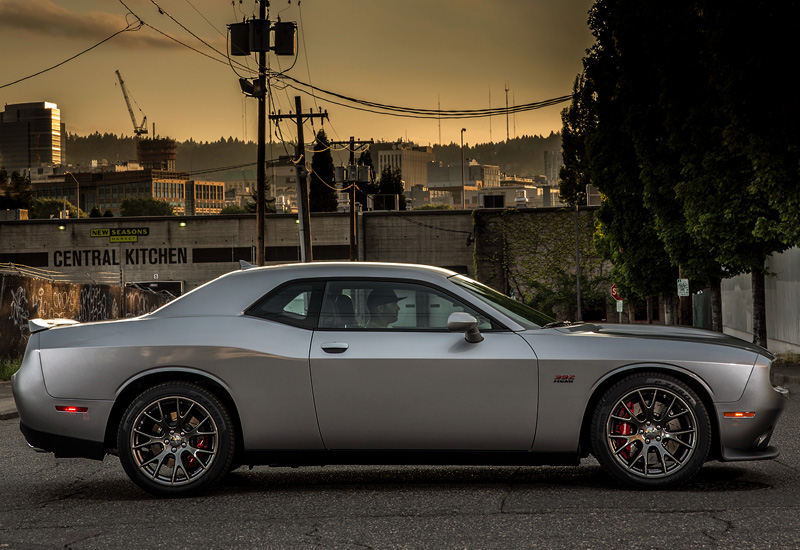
<box><xmin>12</xmin><ymin>262</ymin><xmax>788</xmax><ymax>496</ymax></box>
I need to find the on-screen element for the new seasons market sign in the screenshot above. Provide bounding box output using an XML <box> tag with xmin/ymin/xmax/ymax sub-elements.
<box><xmin>90</xmin><ymin>227</ymin><xmax>150</xmax><ymax>243</ymax></box>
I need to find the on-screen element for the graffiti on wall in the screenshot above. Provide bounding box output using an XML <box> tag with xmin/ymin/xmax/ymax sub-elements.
<box><xmin>9</xmin><ymin>286</ymin><xmax>30</xmax><ymax>338</ymax></box>
<box><xmin>0</xmin><ymin>274</ymin><xmax>171</xmax><ymax>359</ymax></box>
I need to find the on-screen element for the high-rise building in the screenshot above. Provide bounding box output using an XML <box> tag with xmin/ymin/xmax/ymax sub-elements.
<box><xmin>0</xmin><ymin>102</ymin><xmax>63</xmax><ymax>174</ymax></box>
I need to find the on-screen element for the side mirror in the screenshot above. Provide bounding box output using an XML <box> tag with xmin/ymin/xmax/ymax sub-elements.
<box><xmin>447</xmin><ymin>312</ymin><xmax>484</xmax><ymax>343</ymax></box>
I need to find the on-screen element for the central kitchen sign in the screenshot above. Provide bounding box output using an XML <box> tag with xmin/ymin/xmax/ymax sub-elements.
<box><xmin>53</xmin><ymin>247</ymin><xmax>188</xmax><ymax>267</ymax></box>
<box><xmin>90</xmin><ymin>227</ymin><xmax>150</xmax><ymax>243</ymax></box>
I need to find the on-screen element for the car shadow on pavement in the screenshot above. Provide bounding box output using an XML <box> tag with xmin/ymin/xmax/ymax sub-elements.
<box><xmin>211</xmin><ymin>462</ymin><xmax>772</xmax><ymax>495</ymax></box>
<box><xmin>23</xmin><ymin>462</ymin><xmax>772</xmax><ymax>501</ymax></box>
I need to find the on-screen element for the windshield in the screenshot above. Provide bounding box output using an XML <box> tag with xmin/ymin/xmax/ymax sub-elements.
<box><xmin>451</xmin><ymin>275</ymin><xmax>554</xmax><ymax>329</ymax></box>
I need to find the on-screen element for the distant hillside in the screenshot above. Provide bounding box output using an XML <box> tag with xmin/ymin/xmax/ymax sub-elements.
<box><xmin>65</xmin><ymin>132</ymin><xmax>137</xmax><ymax>167</ymax></box>
<box><xmin>66</xmin><ymin>132</ymin><xmax>562</xmax><ymax>179</ymax></box>
<box><xmin>433</xmin><ymin>132</ymin><xmax>562</xmax><ymax>176</ymax></box>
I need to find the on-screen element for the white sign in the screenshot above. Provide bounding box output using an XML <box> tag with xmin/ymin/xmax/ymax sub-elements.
<box><xmin>677</xmin><ymin>278</ymin><xmax>690</xmax><ymax>297</ymax></box>
<box><xmin>616</xmin><ymin>300</ymin><xmax>624</xmax><ymax>313</ymax></box>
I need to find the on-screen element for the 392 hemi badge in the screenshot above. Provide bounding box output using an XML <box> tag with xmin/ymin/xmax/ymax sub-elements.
<box><xmin>554</xmin><ymin>375</ymin><xmax>575</xmax><ymax>383</ymax></box>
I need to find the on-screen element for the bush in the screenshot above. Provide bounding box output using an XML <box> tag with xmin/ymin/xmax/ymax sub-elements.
<box><xmin>0</xmin><ymin>358</ymin><xmax>21</xmax><ymax>381</ymax></box>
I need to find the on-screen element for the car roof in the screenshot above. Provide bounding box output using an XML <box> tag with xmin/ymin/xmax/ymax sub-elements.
<box><xmin>148</xmin><ymin>262</ymin><xmax>459</xmax><ymax>318</ymax></box>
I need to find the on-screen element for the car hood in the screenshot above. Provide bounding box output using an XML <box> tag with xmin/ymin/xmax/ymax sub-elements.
<box><xmin>551</xmin><ymin>323</ymin><xmax>771</xmax><ymax>358</ymax></box>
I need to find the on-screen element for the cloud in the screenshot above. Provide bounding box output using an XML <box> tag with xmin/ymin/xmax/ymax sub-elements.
<box><xmin>0</xmin><ymin>0</ymin><xmax>183</xmax><ymax>49</ymax></box>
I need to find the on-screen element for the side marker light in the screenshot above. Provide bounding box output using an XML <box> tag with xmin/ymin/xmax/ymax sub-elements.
<box><xmin>724</xmin><ymin>412</ymin><xmax>755</xmax><ymax>418</ymax></box>
<box><xmin>56</xmin><ymin>406</ymin><xmax>89</xmax><ymax>413</ymax></box>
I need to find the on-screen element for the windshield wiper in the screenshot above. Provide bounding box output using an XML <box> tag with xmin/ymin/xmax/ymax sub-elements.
<box><xmin>542</xmin><ymin>321</ymin><xmax>573</xmax><ymax>329</ymax></box>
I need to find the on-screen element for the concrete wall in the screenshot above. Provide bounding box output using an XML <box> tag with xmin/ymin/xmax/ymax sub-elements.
<box><xmin>473</xmin><ymin>207</ymin><xmax>609</xmax><ymax>312</ymax></box>
<box><xmin>722</xmin><ymin>247</ymin><xmax>800</xmax><ymax>354</ymax></box>
<box><xmin>0</xmin><ymin>273</ymin><xmax>170</xmax><ymax>359</ymax></box>
<box><xmin>0</xmin><ymin>212</ymin><xmax>475</xmax><ymax>292</ymax></box>
<box><xmin>361</xmin><ymin>210</ymin><xmax>475</xmax><ymax>276</ymax></box>
<box><xmin>0</xmin><ymin>215</ymin><xmax>352</xmax><ymax>292</ymax></box>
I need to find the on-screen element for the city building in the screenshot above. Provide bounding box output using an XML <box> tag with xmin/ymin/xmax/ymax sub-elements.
<box><xmin>223</xmin><ymin>169</ymin><xmax>256</xmax><ymax>208</ymax></box>
<box><xmin>586</xmin><ymin>184</ymin><xmax>602</xmax><ymax>206</ymax></box>
<box><xmin>544</xmin><ymin>149</ymin><xmax>563</xmax><ymax>185</ymax></box>
<box><xmin>223</xmin><ymin>158</ymin><xmax>298</xmax><ymax>212</ymax></box>
<box><xmin>137</xmin><ymin>138</ymin><xmax>177</xmax><ymax>171</ymax></box>
<box><xmin>371</xmin><ymin>141</ymin><xmax>435</xmax><ymax>191</ymax></box>
<box><xmin>31</xmin><ymin>166</ymin><xmax>194</xmax><ymax>215</ymax></box>
<box><xmin>185</xmin><ymin>180</ymin><xmax>226</xmax><ymax>215</ymax></box>
<box><xmin>0</xmin><ymin>102</ymin><xmax>64</xmax><ymax>174</ymax></box>
<box><xmin>268</xmin><ymin>158</ymin><xmax>300</xmax><ymax>212</ymax></box>
<box><xmin>426</xmin><ymin>160</ymin><xmax>501</xmax><ymax>209</ymax></box>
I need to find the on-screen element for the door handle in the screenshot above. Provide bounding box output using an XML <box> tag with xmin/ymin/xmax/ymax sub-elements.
<box><xmin>321</xmin><ymin>342</ymin><xmax>349</xmax><ymax>354</ymax></box>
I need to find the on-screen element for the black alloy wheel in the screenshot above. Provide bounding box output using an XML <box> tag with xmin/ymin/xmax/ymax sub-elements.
<box><xmin>118</xmin><ymin>382</ymin><xmax>235</xmax><ymax>497</ymax></box>
<box><xmin>591</xmin><ymin>372</ymin><xmax>711</xmax><ymax>488</ymax></box>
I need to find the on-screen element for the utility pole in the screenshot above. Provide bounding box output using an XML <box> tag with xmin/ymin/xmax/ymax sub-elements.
<box><xmin>574</xmin><ymin>203</ymin><xmax>583</xmax><ymax>322</ymax></box>
<box><xmin>256</xmin><ymin>0</ymin><xmax>267</xmax><ymax>266</ymax></box>
<box><xmin>269</xmin><ymin>96</ymin><xmax>327</xmax><ymax>262</ymax></box>
<box><xmin>505</xmin><ymin>81</ymin><xmax>510</xmax><ymax>142</ymax></box>
<box><xmin>460</xmin><ymin>128</ymin><xmax>467</xmax><ymax>209</ymax></box>
<box><xmin>331</xmin><ymin>136</ymin><xmax>373</xmax><ymax>261</ymax></box>
<box><xmin>229</xmin><ymin>4</ymin><xmax>297</xmax><ymax>265</ymax></box>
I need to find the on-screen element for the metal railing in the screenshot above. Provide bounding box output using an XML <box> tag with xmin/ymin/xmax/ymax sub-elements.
<box><xmin>0</xmin><ymin>263</ymin><xmax>122</xmax><ymax>285</ymax></box>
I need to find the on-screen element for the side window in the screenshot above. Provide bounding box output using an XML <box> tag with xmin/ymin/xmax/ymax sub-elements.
<box><xmin>246</xmin><ymin>282</ymin><xmax>322</xmax><ymax>329</ymax></box>
<box><xmin>319</xmin><ymin>281</ymin><xmax>494</xmax><ymax>331</ymax></box>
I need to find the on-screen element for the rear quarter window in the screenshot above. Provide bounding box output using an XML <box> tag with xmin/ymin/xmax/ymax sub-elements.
<box><xmin>245</xmin><ymin>281</ymin><xmax>323</xmax><ymax>329</ymax></box>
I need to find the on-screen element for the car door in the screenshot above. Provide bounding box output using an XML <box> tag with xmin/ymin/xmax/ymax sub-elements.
<box><xmin>309</xmin><ymin>280</ymin><xmax>538</xmax><ymax>451</ymax></box>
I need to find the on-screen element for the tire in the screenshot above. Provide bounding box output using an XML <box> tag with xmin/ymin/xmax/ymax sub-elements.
<box><xmin>118</xmin><ymin>382</ymin><xmax>235</xmax><ymax>497</ymax></box>
<box><xmin>591</xmin><ymin>372</ymin><xmax>711</xmax><ymax>489</ymax></box>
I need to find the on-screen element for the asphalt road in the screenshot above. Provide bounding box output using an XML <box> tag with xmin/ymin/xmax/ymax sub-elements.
<box><xmin>1</xmin><ymin>382</ymin><xmax>799</xmax><ymax>550</ymax></box>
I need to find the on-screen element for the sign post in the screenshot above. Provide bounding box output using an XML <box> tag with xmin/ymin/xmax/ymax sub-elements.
<box><xmin>611</xmin><ymin>284</ymin><xmax>624</xmax><ymax>323</ymax></box>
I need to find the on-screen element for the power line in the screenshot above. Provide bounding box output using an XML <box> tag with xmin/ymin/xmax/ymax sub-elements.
<box><xmin>276</xmin><ymin>73</ymin><xmax>571</xmax><ymax>120</ymax></box>
<box><xmin>0</xmin><ymin>19</ymin><xmax>142</xmax><ymax>90</ymax></box>
<box><xmin>126</xmin><ymin>1</ymin><xmax>571</xmax><ymax>121</ymax></box>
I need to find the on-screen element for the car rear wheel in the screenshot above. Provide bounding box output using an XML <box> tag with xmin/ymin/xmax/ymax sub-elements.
<box><xmin>591</xmin><ymin>372</ymin><xmax>711</xmax><ymax>488</ymax></box>
<box><xmin>118</xmin><ymin>382</ymin><xmax>235</xmax><ymax>497</ymax></box>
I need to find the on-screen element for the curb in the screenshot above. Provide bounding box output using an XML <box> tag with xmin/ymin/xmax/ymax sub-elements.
<box><xmin>0</xmin><ymin>381</ymin><xmax>16</xmax><ymax>421</ymax></box>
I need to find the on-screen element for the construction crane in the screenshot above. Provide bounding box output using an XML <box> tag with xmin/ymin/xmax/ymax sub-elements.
<box><xmin>115</xmin><ymin>70</ymin><xmax>148</xmax><ymax>137</ymax></box>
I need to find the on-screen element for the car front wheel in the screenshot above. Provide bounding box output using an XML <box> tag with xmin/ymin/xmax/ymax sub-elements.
<box><xmin>118</xmin><ymin>382</ymin><xmax>235</xmax><ymax>497</ymax></box>
<box><xmin>591</xmin><ymin>372</ymin><xmax>711</xmax><ymax>488</ymax></box>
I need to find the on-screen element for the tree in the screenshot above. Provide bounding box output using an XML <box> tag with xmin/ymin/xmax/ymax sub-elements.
<box><xmin>89</xmin><ymin>206</ymin><xmax>102</xmax><ymax>217</ymax></box>
<box><xmin>220</xmin><ymin>204</ymin><xmax>248</xmax><ymax>215</ymax></box>
<box><xmin>0</xmin><ymin>170</ymin><xmax>33</xmax><ymax>211</ymax></box>
<box><xmin>309</xmin><ymin>129</ymin><xmax>337</xmax><ymax>212</ymax></box>
<box><xmin>701</xmin><ymin>3</ymin><xmax>800</xmax><ymax>248</ymax></box>
<box><xmin>569</xmin><ymin>0</ymin><xmax>795</xmax><ymax>344</ymax></box>
<box><xmin>376</xmin><ymin>165</ymin><xmax>406</xmax><ymax>211</ymax></box>
<box><xmin>586</xmin><ymin>1</ymin><xmax>725</xmax><ymax>327</ymax></box>
<box><xmin>29</xmin><ymin>198</ymin><xmax>78</xmax><ymax>220</ymax></box>
<box><xmin>562</xmin><ymin>18</ymin><xmax>677</xmax><ymax>322</ymax></box>
<box><xmin>120</xmin><ymin>197</ymin><xmax>175</xmax><ymax>216</ymax></box>
<box><xmin>559</xmin><ymin>73</ymin><xmax>593</xmax><ymax>207</ymax></box>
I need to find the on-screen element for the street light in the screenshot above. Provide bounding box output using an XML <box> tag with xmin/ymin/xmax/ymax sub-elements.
<box><xmin>460</xmin><ymin>128</ymin><xmax>467</xmax><ymax>209</ymax></box>
<box><xmin>64</xmin><ymin>171</ymin><xmax>80</xmax><ymax>217</ymax></box>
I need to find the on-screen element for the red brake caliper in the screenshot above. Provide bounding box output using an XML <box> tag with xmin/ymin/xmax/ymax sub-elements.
<box><xmin>185</xmin><ymin>436</ymin><xmax>207</xmax><ymax>470</ymax></box>
<box><xmin>614</xmin><ymin>401</ymin><xmax>635</xmax><ymax>459</ymax></box>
